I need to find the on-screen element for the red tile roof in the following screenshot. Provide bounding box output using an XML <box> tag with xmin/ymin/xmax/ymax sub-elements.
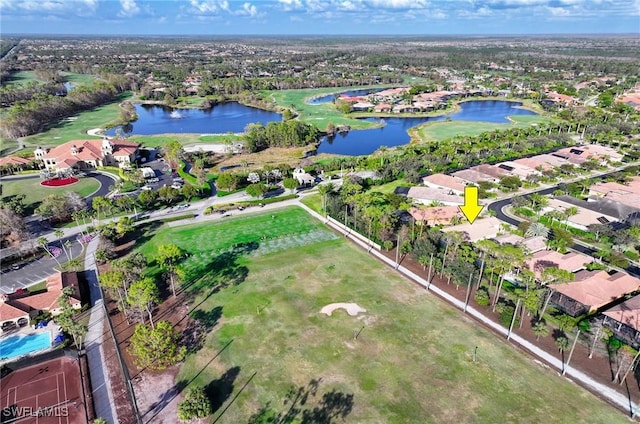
<box><xmin>42</xmin><ymin>139</ymin><xmax>138</xmax><ymax>168</ymax></box>
<box><xmin>0</xmin><ymin>156</ymin><xmax>31</xmax><ymax>167</ymax></box>
<box><xmin>552</xmin><ymin>272</ymin><xmax>640</xmax><ymax>311</ymax></box>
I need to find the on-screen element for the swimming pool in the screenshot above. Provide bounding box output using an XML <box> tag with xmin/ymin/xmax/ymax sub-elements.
<box><xmin>0</xmin><ymin>332</ymin><xmax>52</xmax><ymax>361</ymax></box>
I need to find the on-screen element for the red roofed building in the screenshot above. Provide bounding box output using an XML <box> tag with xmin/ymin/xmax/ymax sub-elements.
<box><xmin>0</xmin><ymin>272</ymin><xmax>83</xmax><ymax>331</ymax></box>
<box><xmin>550</xmin><ymin>271</ymin><xmax>640</xmax><ymax>317</ymax></box>
<box><xmin>36</xmin><ymin>138</ymin><xmax>139</xmax><ymax>174</ymax></box>
<box><xmin>410</xmin><ymin>206</ymin><xmax>462</xmax><ymax>226</ymax></box>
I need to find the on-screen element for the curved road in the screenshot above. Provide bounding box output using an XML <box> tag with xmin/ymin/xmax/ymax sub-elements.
<box><xmin>487</xmin><ymin>170</ymin><xmax>640</xmax><ymax>277</ymax></box>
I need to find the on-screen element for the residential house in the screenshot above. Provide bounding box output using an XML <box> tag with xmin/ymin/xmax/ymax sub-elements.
<box><xmin>373</xmin><ymin>103</ymin><xmax>392</xmax><ymax>113</ymax></box>
<box><xmin>588</xmin><ymin>177</ymin><xmax>640</xmax><ymax>210</ymax></box>
<box><xmin>0</xmin><ymin>272</ymin><xmax>83</xmax><ymax>330</ymax></box>
<box><xmin>470</xmin><ymin>164</ymin><xmax>509</xmax><ymax>181</ymax></box>
<box><xmin>525</xmin><ymin>250</ymin><xmax>592</xmax><ymax>279</ymax></box>
<box><xmin>452</xmin><ymin>168</ymin><xmax>496</xmax><ymax>185</ymax></box>
<box><xmin>513</xmin><ymin>157</ymin><xmax>553</xmax><ymax>173</ymax></box>
<box><xmin>544</xmin><ymin>198</ymin><xmax>619</xmax><ymax>231</ymax></box>
<box><xmin>422</xmin><ymin>173</ymin><xmax>467</xmax><ymax>195</ymax></box>
<box><xmin>36</xmin><ymin>138</ymin><xmax>139</xmax><ymax>175</ymax></box>
<box><xmin>409</xmin><ymin>206</ymin><xmax>462</xmax><ymax>227</ymax></box>
<box><xmin>351</xmin><ymin>102</ymin><xmax>375</xmax><ymax>112</ymax></box>
<box><xmin>550</xmin><ymin>271</ymin><xmax>640</xmax><ymax>317</ymax></box>
<box><xmin>442</xmin><ymin>217</ymin><xmax>503</xmax><ymax>242</ymax></box>
<box><xmin>494</xmin><ymin>234</ymin><xmax>547</xmax><ymax>253</ymax></box>
<box><xmin>602</xmin><ymin>295</ymin><xmax>640</xmax><ymax>350</ymax></box>
<box><xmin>496</xmin><ymin>161</ymin><xmax>540</xmax><ymax>179</ymax></box>
<box><xmin>406</xmin><ymin>187</ymin><xmax>464</xmax><ymax>206</ymax></box>
<box><xmin>292</xmin><ymin>167</ymin><xmax>315</xmax><ymax>186</ymax></box>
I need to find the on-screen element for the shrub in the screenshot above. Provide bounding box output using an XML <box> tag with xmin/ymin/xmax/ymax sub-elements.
<box><xmin>177</xmin><ymin>386</ymin><xmax>212</xmax><ymax>421</ymax></box>
<box><xmin>475</xmin><ymin>288</ymin><xmax>490</xmax><ymax>306</ymax></box>
<box><xmin>498</xmin><ymin>304</ymin><xmax>517</xmax><ymax>328</ymax></box>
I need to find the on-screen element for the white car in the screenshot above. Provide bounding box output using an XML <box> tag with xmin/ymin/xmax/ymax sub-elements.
<box><xmin>141</xmin><ymin>185</ymin><xmax>153</xmax><ymax>191</ymax></box>
<box><xmin>171</xmin><ymin>183</ymin><xmax>183</xmax><ymax>190</ymax></box>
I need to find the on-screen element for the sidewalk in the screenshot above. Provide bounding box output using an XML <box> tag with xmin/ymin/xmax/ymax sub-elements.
<box><xmin>83</xmin><ymin>237</ymin><xmax>118</xmax><ymax>424</ymax></box>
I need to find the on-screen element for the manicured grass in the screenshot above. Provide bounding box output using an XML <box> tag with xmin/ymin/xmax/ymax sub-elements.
<box><xmin>0</xmin><ymin>176</ymin><xmax>101</xmax><ymax>208</ymax></box>
<box><xmin>20</xmin><ymin>92</ymin><xmax>132</xmax><ymax>148</ymax></box>
<box><xmin>267</xmin><ymin>86</ymin><xmax>388</xmax><ymax>131</ymax></box>
<box><xmin>413</xmin><ymin>114</ymin><xmax>553</xmax><ymax>143</ymax></box>
<box><xmin>300</xmin><ymin>193</ymin><xmax>322</xmax><ymax>214</ymax></box>
<box><xmin>198</xmin><ymin>134</ymin><xmax>244</xmax><ymax>143</ymax></box>
<box><xmin>4</xmin><ymin>71</ymin><xmax>42</xmax><ymax>84</ymax></box>
<box><xmin>139</xmin><ymin>207</ymin><xmax>627</xmax><ymax>423</ymax></box>
<box><xmin>60</xmin><ymin>72</ymin><xmax>98</xmax><ymax>86</ymax></box>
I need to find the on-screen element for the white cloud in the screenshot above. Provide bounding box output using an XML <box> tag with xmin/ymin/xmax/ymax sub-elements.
<box><xmin>189</xmin><ymin>0</ymin><xmax>219</xmax><ymax>13</ymax></box>
<box><xmin>278</xmin><ymin>0</ymin><xmax>304</xmax><ymax>11</ymax></box>
<box><xmin>370</xmin><ymin>0</ymin><xmax>429</xmax><ymax>9</ymax></box>
<box><xmin>239</xmin><ymin>2</ymin><xmax>259</xmax><ymax>17</ymax></box>
<box><xmin>119</xmin><ymin>0</ymin><xmax>140</xmax><ymax>17</ymax></box>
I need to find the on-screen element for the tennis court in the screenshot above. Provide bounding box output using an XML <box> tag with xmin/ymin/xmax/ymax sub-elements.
<box><xmin>1</xmin><ymin>355</ymin><xmax>88</xmax><ymax>424</ymax></box>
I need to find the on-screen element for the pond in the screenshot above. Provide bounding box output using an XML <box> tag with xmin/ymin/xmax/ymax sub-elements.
<box><xmin>317</xmin><ymin>100</ymin><xmax>538</xmax><ymax>156</ymax></box>
<box><xmin>107</xmin><ymin>100</ymin><xmax>537</xmax><ymax>156</ymax></box>
<box><xmin>106</xmin><ymin>103</ymin><xmax>282</xmax><ymax>136</ymax></box>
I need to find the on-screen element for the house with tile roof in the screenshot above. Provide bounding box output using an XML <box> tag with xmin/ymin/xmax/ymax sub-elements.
<box><xmin>0</xmin><ymin>272</ymin><xmax>83</xmax><ymax>331</ymax></box>
<box><xmin>36</xmin><ymin>138</ymin><xmax>139</xmax><ymax>175</ymax></box>
<box><xmin>525</xmin><ymin>250</ymin><xmax>592</xmax><ymax>279</ymax></box>
<box><xmin>603</xmin><ymin>295</ymin><xmax>640</xmax><ymax>350</ymax></box>
<box><xmin>406</xmin><ymin>187</ymin><xmax>464</xmax><ymax>206</ymax></box>
<box><xmin>543</xmin><ymin>198</ymin><xmax>619</xmax><ymax>231</ymax></box>
<box><xmin>441</xmin><ymin>217</ymin><xmax>503</xmax><ymax>242</ymax></box>
<box><xmin>422</xmin><ymin>173</ymin><xmax>467</xmax><ymax>195</ymax></box>
<box><xmin>409</xmin><ymin>206</ymin><xmax>462</xmax><ymax>227</ymax></box>
<box><xmin>550</xmin><ymin>271</ymin><xmax>640</xmax><ymax>317</ymax></box>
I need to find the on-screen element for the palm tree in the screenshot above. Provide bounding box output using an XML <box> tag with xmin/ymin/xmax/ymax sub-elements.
<box><xmin>317</xmin><ymin>183</ymin><xmax>335</xmax><ymax>217</ymax></box>
<box><xmin>564</xmin><ymin>206</ymin><xmax>579</xmax><ymax>229</ymax></box>
<box><xmin>38</xmin><ymin>236</ymin><xmax>62</xmax><ymax>267</ymax></box>
<box><xmin>525</xmin><ymin>222</ymin><xmax>549</xmax><ymax>238</ymax></box>
<box><xmin>532</xmin><ymin>320</ymin><xmax>549</xmax><ymax>341</ymax></box>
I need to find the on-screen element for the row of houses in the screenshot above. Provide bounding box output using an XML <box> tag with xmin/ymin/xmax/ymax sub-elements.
<box><xmin>461</xmin><ymin>230</ymin><xmax>640</xmax><ymax>349</ymax></box>
<box><xmin>343</xmin><ymin>87</ymin><xmax>491</xmax><ymax>114</ymax></box>
<box><xmin>0</xmin><ymin>272</ymin><xmax>83</xmax><ymax>330</ymax></box>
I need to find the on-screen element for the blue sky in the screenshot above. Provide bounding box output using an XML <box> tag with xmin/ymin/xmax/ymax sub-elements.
<box><xmin>1</xmin><ymin>0</ymin><xmax>638</xmax><ymax>35</ymax></box>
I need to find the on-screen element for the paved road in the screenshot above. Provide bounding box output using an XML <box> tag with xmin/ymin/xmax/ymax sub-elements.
<box><xmin>487</xmin><ymin>167</ymin><xmax>640</xmax><ymax>277</ymax></box>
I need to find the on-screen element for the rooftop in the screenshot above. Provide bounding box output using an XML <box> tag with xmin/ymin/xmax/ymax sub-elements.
<box><xmin>552</xmin><ymin>271</ymin><xmax>640</xmax><ymax>311</ymax></box>
<box><xmin>442</xmin><ymin>216</ymin><xmax>502</xmax><ymax>242</ymax></box>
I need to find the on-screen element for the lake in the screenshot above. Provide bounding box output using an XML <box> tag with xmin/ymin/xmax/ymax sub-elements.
<box><xmin>108</xmin><ymin>100</ymin><xmax>537</xmax><ymax>156</ymax></box>
<box><xmin>106</xmin><ymin>103</ymin><xmax>282</xmax><ymax>136</ymax></box>
<box><xmin>307</xmin><ymin>88</ymin><xmax>384</xmax><ymax>105</ymax></box>
<box><xmin>317</xmin><ymin>100</ymin><xmax>538</xmax><ymax>155</ymax></box>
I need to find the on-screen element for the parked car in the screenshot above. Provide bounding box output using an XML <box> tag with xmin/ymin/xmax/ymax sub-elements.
<box><xmin>148</xmin><ymin>177</ymin><xmax>160</xmax><ymax>183</ymax></box>
<box><xmin>171</xmin><ymin>183</ymin><xmax>183</xmax><ymax>190</ymax></box>
<box><xmin>173</xmin><ymin>177</ymin><xmax>184</xmax><ymax>183</ymax></box>
<box><xmin>141</xmin><ymin>185</ymin><xmax>153</xmax><ymax>191</ymax></box>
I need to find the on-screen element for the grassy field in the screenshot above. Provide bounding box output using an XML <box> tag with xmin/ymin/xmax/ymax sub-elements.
<box><xmin>267</xmin><ymin>86</ymin><xmax>389</xmax><ymax>131</ymax></box>
<box><xmin>3</xmin><ymin>71</ymin><xmax>97</xmax><ymax>86</ymax></box>
<box><xmin>0</xmin><ymin>176</ymin><xmax>101</xmax><ymax>209</ymax></box>
<box><xmin>137</xmin><ymin>207</ymin><xmax>627</xmax><ymax>423</ymax></box>
<box><xmin>18</xmin><ymin>92</ymin><xmax>132</xmax><ymax>148</ymax></box>
<box><xmin>412</xmin><ymin>115</ymin><xmax>553</xmax><ymax>143</ymax></box>
<box><xmin>127</xmin><ymin>133</ymin><xmax>244</xmax><ymax>149</ymax></box>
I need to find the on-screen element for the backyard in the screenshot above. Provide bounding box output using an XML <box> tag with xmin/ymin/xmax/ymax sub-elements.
<box><xmin>136</xmin><ymin>207</ymin><xmax>627</xmax><ymax>423</ymax></box>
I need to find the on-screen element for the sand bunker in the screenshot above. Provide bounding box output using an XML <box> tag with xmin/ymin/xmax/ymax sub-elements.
<box><xmin>321</xmin><ymin>303</ymin><xmax>366</xmax><ymax>317</ymax></box>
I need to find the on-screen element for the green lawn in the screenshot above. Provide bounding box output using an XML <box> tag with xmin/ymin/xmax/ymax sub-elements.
<box><xmin>267</xmin><ymin>86</ymin><xmax>388</xmax><ymax>131</ymax></box>
<box><xmin>4</xmin><ymin>71</ymin><xmax>97</xmax><ymax>86</ymax></box>
<box><xmin>414</xmin><ymin>114</ymin><xmax>553</xmax><ymax>143</ymax></box>
<box><xmin>20</xmin><ymin>92</ymin><xmax>132</xmax><ymax>148</ymax></box>
<box><xmin>137</xmin><ymin>207</ymin><xmax>627</xmax><ymax>423</ymax></box>
<box><xmin>0</xmin><ymin>176</ymin><xmax>101</xmax><ymax>209</ymax></box>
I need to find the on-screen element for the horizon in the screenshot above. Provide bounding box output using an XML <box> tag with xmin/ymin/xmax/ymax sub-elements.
<box><xmin>1</xmin><ymin>0</ymin><xmax>639</xmax><ymax>36</ymax></box>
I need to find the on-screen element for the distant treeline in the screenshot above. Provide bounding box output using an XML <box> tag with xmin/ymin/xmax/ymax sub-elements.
<box><xmin>243</xmin><ymin>120</ymin><xmax>321</xmax><ymax>152</ymax></box>
<box><xmin>1</xmin><ymin>78</ymin><xmax>131</xmax><ymax>139</ymax></box>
